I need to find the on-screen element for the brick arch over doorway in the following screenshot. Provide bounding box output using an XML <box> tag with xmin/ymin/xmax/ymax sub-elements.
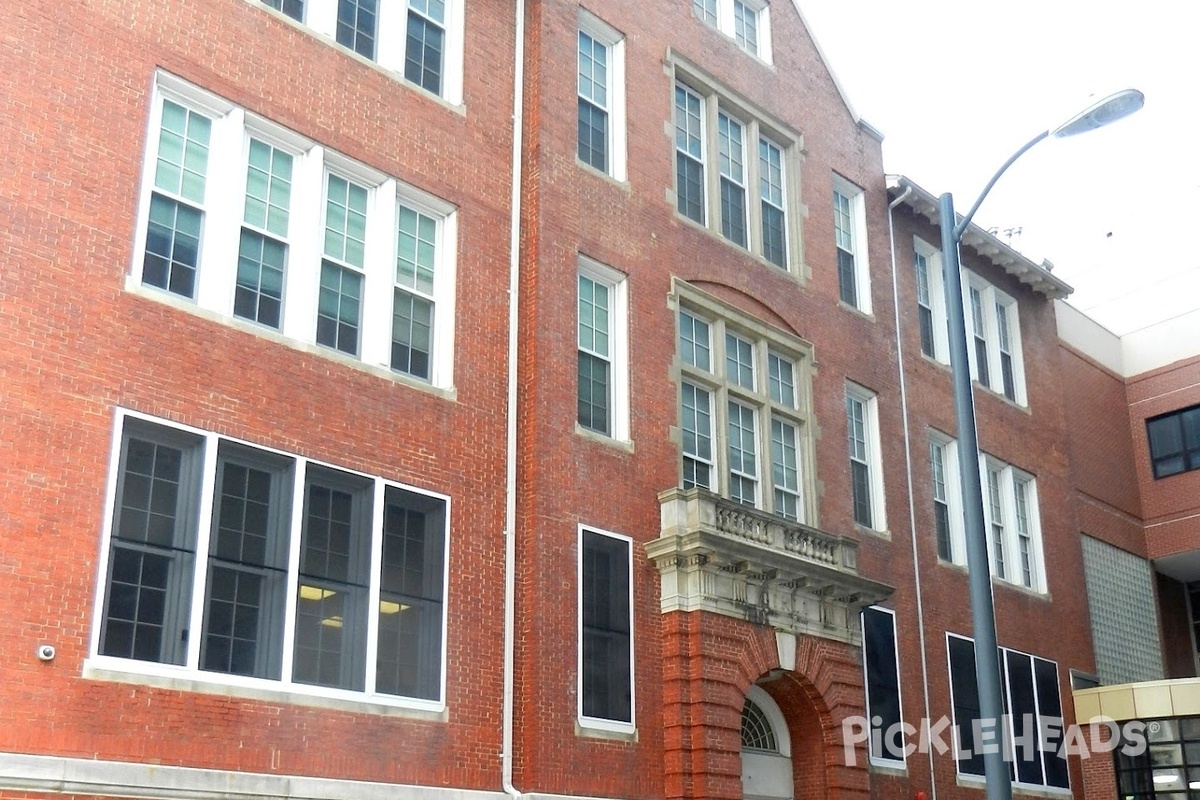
<box><xmin>661</xmin><ymin>609</ymin><xmax>869</xmax><ymax>800</ymax></box>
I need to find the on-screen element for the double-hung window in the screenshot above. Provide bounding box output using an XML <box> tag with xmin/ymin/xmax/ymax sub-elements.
<box><xmin>846</xmin><ymin>384</ymin><xmax>885</xmax><ymax>530</ymax></box>
<box><xmin>691</xmin><ymin>0</ymin><xmax>773</xmax><ymax>62</ymax></box>
<box><xmin>964</xmin><ymin>276</ymin><xmax>1025</xmax><ymax>404</ymax></box>
<box><xmin>676</xmin><ymin>284</ymin><xmax>814</xmax><ymax>522</ymax></box>
<box><xmin>257</xmin><ymin>0</ymin><xmax>464</xmax><ymax>104</ymax></box>
<box><xmin>673</xmin><ymin>74</ymin><xmax>798</xmax><ymax>271</ymax></box>
<box><xmin>833</xmin><ymin>175</ymin><xmax>870</xmax><ymax>313</ymax></box>
<box><xmin>577</xmin><ymin>11</ymin><xmax>626</xmax><ymax>181</ymax></box>
<box><xmin>132</xmin><ymin>74</ymin><xmax>457</xmax><ymax>388</ymax></box>
<box><xmin>1146</xmin><ymin>404</ymin><xmax>1200</xmax><ymax>478</ymax></box>
<box><xmin>979</xmin><ymin>455</ymin><xmax>1043</xmax><ymax>592</ymax></box>
<box><xmin>929</xmin><ymin>435</ymin><xmax>962</xmax><ymax>563</ymax></box>
<box><xmin>913</xmin><ymin>239</ymin><xmax>949</xmax><ymax>362</ymax></box>
<box><xmin>947</xmin><ymin>634</ymin><xmax>1069</xmax><ymax>789</ymax></box>
<box><xmin>862</xmin><ymin>607</ymin><xmax>903</xmax><ymax>765</ymax></box>
<box><xmin>94</xmin><ymin>411</ymin><xmax>449</xmax><ymax>707</ymax></box>
<box><xmin>579</xmin><ymin>526</ymin><xmax>634</xmax><ymax>731</ymax></box>
<box><xmin>577</xmin><ymin>257</ymin><xmax>629</xmax><ymax>441</ymax></box>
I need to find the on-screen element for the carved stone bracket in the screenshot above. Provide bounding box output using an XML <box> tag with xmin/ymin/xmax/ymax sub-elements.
<box><xmin>645</xmin><ymin>488</ymin><xmax>894</xmax><ymax>645</ymax></box>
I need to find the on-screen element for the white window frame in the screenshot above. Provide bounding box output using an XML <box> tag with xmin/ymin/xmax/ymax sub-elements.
<box><xmin>977</xmin><ymin>454</ymin><xmax>1045</xmax><ymax>593</ymax></box>
<box><xmin>929</xmin><ymin>432</ymin><xmax>964</xmax><ymax>564</ymax></box>
<box><xmin>914</xmin><ymin>237</ymin><xmax>950</xmax><ymax>363</ymax></box>
<box><xmin>577</xmin><ymin>524</ymin><xmax>636</xmax><ymax>734</ymax></box>
<box><xmin>946</xmin><ymin>634</ymin><xmax>1070</xmax><ymax>790</ymax></box>
<box><xmin>676</xmin><ymin>283</ymin><xmax>815</xmax><ymax>523</ymax></box>
<box><xmin>257</xmin><ymin>0</ymin><xmax>466</xmax><ymax>105</ymax></box>
<box><xmin>88</xmin><ymin>408</ymin><xmax>451</xmax><ymax>712</ymax></box>
<box><xmin>672</xmin><ymin>67</ymin><xmax>801</xmax><ymax>273</ymax></box>
<box><xmin>692</xmin><ymin>0</ymin><xmax>772</xmax><ymax>63</ymax></box>
<box><xmin>129</xmin><ymin>73</ymin><xmax>457</xmax><ymax>390</ymax></box>
<box><xmin>861</xmin><ymin>606</ymin><xmax>905</xmax><ymax>767</ymax></box>
<box><xmin>576</xmin><ymin>256</ymin><xmax>630</xmax><ymax>442</ymax></box>
<box><xmin>962</xmin><ymin>274</ymin><xmax>1026</xmax><ymax>405</ymax></box>
<box><xmin>577</xmin><ymin>10</ymin><xmax>627</xmax><ymax>182</ymax></box>
<box><xmin>845</xmin><ymin>383</ymin><xmax>885</xmax><ymax>531</ymax></box>
<box><xmin>833</xmin><ymin>173</ymin><xmax>871</xmax><ymax>314</ymax></box>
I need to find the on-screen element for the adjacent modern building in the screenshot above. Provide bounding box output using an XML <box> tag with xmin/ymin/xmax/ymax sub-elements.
<box><xmin>0</xmin><ymin>3</ymin><xmax>1194</xmax><ymax>800</ymax></box>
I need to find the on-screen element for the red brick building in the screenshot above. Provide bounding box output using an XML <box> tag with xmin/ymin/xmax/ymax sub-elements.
<box><xmin>1</xmin><ymin>3</ymin><xmax>1193</xmax><ymax>800</ymax></box>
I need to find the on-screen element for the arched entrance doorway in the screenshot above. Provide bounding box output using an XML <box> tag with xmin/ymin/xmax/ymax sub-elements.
<box><xmin>741</xmin><ymin>685</ymin><xmax>793</xmax><ymax>800</ymax></box>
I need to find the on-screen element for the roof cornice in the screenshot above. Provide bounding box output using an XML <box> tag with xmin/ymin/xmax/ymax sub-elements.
<box><xmin>886</xmin><ymin>174</ymin><xmax>1073</xmax><ymax>300</ymax></box>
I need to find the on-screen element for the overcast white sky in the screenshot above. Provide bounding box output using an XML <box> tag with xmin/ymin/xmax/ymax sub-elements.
<box><xmin>799</xmin><ymin>1</ymin><xmax>1200</xmax><ymax>335</ymax></box>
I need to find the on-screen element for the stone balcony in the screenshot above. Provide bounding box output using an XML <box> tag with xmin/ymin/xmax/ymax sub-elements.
<box><xmin>645</xmin><ymin>488</ymin><xmax>893</xmax><ymax>646</ymax></box>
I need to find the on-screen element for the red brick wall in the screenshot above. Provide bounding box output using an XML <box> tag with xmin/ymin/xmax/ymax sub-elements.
<box><xmin>0</xmin><ymin>0</ymin><xmax>515</xmax><ymax>788</ymax></box>
<box><xmin>1126</xmin><ymin>354</ymin><xmax>1200</xmax><ymax>560</ymax></box>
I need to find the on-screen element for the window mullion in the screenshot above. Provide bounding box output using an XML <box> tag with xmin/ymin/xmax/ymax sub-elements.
<box><xmin>985</xmin><ymin>288</ymin><xmax>1003</xmax><ymax>394</ymax></box>
<box><xmin>184</xmin><ymin>432</ymin><xmax>221</xmax><ymax>670</ymax></box>
<box><xmin>746</xmin><ymin>122</ymin><xmax>763</xmax><ymax>257</ymax></box>
<box><xmin>194</xmin><ymin>108</ymin><xmax>245</xmax><ymax>314</ymax></box>
<box><xmin>306</xmin><ymin>0</ymin><xmax>337</xmax><ymax>40</ymax></box>
<box><xmin>280</xmin><ymin>146</ymin><xmax>324</xmax><ymax>343</ymax></box>
<box><xmin>375</xmin><ymin>0</ymin><xmax>406</xmax><ymax>74</ymax></box>
<box><xmin>361</xmin><ymin>180</ymin><xmax>396</xmax><ymax>368</ymax></box>
<box><xmin>279</xmin><ymin>458</ymin><xmax>308</xmax><ymax>687</ymax></box>
<box><xmin>364</xmin><ymin>476</ymin><xmax>386</xmax><ymax>694</ymax></box>
<box><xmin>703</xmin><ymin>95</ymin><xmax>720</xmax><ymax>231</ymax></box>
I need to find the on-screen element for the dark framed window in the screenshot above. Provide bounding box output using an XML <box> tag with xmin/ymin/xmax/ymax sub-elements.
<box><xmin>580</xmin><ymin>528</ymin><xmax>633</xmax><ymax>725</ymax></box>
<box><xmin>262</xmin><ymin>0</ymin><xmax>304</xmax><ymax>21</ymax></box>
<box><xmin>863</xmin><ymin>607</ymin><xmax>902</xmax><ymax>763</ymax></box>
<box><xmin>1147</xmin><ymin>405</ymin><xmax>1200</xmax><ymax>479</ymax></box>
<box><xmin>947</xmin><ymin>634</ymin><xmax>1069</xmax><ymax>789</ymax></box>
<box><xmin>96</xmin><ymin>413</ymin><xmax>449</xmax><ymax>706</ymax></box>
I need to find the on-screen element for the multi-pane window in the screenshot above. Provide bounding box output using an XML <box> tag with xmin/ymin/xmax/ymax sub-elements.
<box><xmin>235</xmin><ymin>140</ymin><xmax>293</xmax><ymax>329</ymax></box>
<box><xmin>676</xmin><ymin>288</ymin><xmax>813</xmax><ymax>521</ymax></box>
<box><xmin>947</xmin><ymin>635</ymin><xmax>1069</xmax><ymax>789</ymax></box>
<box><xmin>404</xmin><ymin>0</ymin><xmax>446</xmax><ymax>95</ymax></box>
<box><xmin>673</xmin><ymin>77</ymin><xmax>796</xmax><ymax>269</ymax></box>
<box><xmin>132</xmin><ymin>75</ymin><xmax>457</xmax><ymax>388</ymax></box>
<box><xmin>834</xmin><ymin>175</ymin><xmax>870</xmax><ymax>312</ymax></box>
<box><xmin>913</xmin><ymin>239</ymin><xmax>949</xmax><ymax>362</ymax></box>
<box><xmin>576</xmin><ymin>15</ymin><xmax>626</xmax><ymax>180</ymax></box>
<box><xmin>759</xmin><ymin>138</ymin><xmax>787</xmax><ymax>268</ymax></box>
<box><xmin>258</xmin><ymin>0</ymin><xmax>463</xmax><ymax>103</ymax></box>
<box><xmin>95</xmin><ymin>411</ymin><xmax>449</xmax><ymax>707</ymax></box>
<box><xmin>336</xmin><ymin>0</ymin><xmax>378</xmax><ymax>59</ymax></box>
<box><xmin>577</xmin><ymin>31</ymin><xmax>609</xmax><ymax>173</ymax></box>
<box><xmin>692</xmin><ymin>0</ymin><xmax>772</xmax><ymax>61</ymax></box>
<box><xmin>846</xmin><ymin>385</ymin><xmax>884</xmax><ymax>530</ymax></box>
<box><xmin>964</xmin><ymin>277</ymin><xmax>1025</xmax><ymax>404</ymax></box>
<box><xmin>1146</xmin><ymin>404</ymin><xmax>1200</xmax><ymax>479</ymax></box>
<box><xmin>579</xmin><ymin>527</ymin><xmax>634</xmax><ymax>729</ymax></box>
<box><xmin>318</xmin><ymin>175</ymin><xmax>369</xmax><ymax>356</ymax></box>
<box><xmin>930</xmin><ymin>437</ymin><xmax>957</xmax><ymax>562</ymax></box>
<box><xmin>718</xmin><ymin>113</ymin><xmax>748</xmax><ymax>246</ymax></box>
<box><xmin>862</xmin><ymin>607</ymin><xmax>903</xmax><ymax>764</ymax></box>
<box><xmin>263</xmin><ymin>0</ymin><xmax>304</xmax><ymax>21</ymax></box>
<box><xmin>577</xmin><ymin>258</ymin><xmax>629</xmax><ymax>441</ymax></box>
<box><xmin>675</xmin><ymin>84</ymin><xmax>706</xmax><ymax>225</ymax></box>
<box><xmin>979</xmin><ymin>455</ymin><xmax>1043</xmax><ymax>591</ymax></box>
<box><xmin>143</xmin><ymin>99</ymin><xmax>211</xmax><ymax>300</ymax></box>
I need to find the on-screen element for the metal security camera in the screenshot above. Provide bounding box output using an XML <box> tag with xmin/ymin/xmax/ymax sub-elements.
<box><xmin>36</xmin><ymin>644</ymin><xmax>56</xmax><ymax>662</ymax></box>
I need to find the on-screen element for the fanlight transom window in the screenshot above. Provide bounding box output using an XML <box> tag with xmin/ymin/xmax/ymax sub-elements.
<box><xmin>741</xmin><ymin>697</ymin><xmax>779</xmax><ymax>752</ymax></box>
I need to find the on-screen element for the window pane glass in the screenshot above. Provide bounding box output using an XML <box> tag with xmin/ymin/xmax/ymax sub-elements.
<box><xmin>864</xmin><ymin>608</ymin><xmax>902</xmax><ymax>762</ymax></box>
<box><xmin>405</xmin><ymin>6</ymin><xmax>445</xmax><ymax>94</ymax></box>
<box><xmin>293</xmin><ymin>473</ymin><xmax>371</xmax><ymax>691</ymax></box>
<box><xmin>143</xmin><ymin>194</ymin><xmax>202</xmax><ymax>298</ymax></box>
<box><xmin>336</xmin><ymin>0</ymin><xmax>377</xmax><ymax>59</ymax></box>
<box><xmin>376</xmin><ymin>487</ymin><xmax>445</xmax><ymax>700</ymax></box>
<box><xmin>582</xmin><ymin>531</ymin><xmax>632</xmax><ymax>723</ymax></box>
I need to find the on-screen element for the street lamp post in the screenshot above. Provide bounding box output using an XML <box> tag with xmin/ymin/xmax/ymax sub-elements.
<box><xmin>937</xmin><ymin>88</ymin><xmax>1143</xmax><ymax>800</ymax></box>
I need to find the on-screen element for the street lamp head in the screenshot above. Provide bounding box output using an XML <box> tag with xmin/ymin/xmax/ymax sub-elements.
<box><xmin>1051</xmin><ymin>88</ymin><xmax>1145</xmax><ymax>138</ymax></box>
